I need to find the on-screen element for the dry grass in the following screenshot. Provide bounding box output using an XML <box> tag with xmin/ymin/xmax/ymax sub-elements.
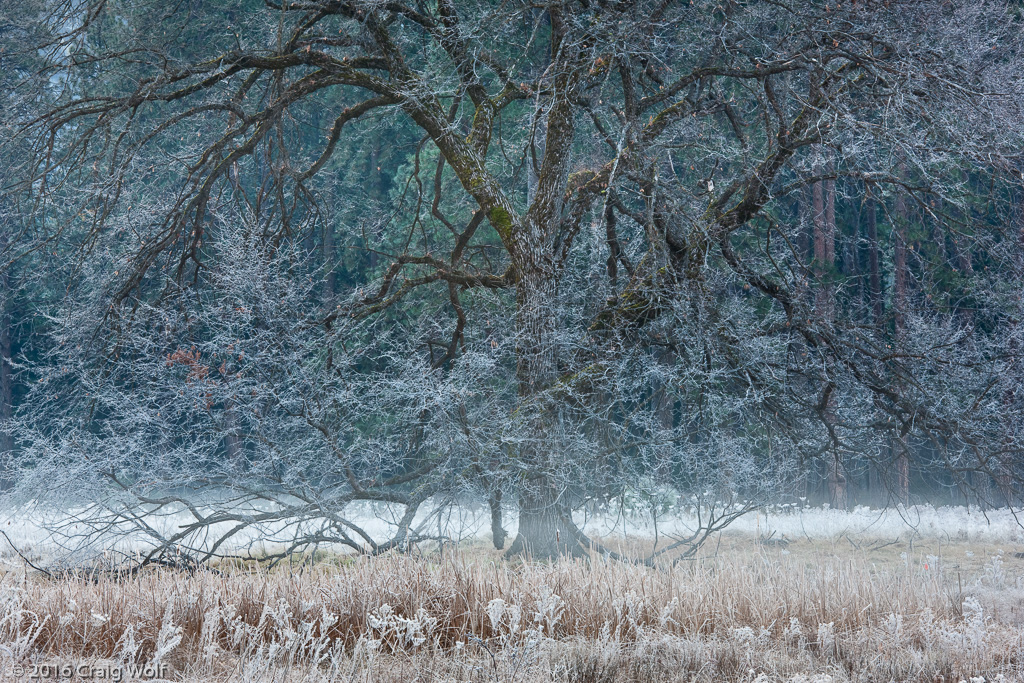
<box><xmin>1</xmin><ymin>538</ymin><xmax>1022</xmax><ymax>682</ymax></box>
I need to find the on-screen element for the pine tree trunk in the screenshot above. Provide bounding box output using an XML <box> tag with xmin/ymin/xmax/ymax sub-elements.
<box><xmin>814</xmin><ymin>158</ymin><xmax>846</xmax><ymax>509</ymax></box>
<box><xmin>0</xmin><ymin>227</ymin><xmax>12</xmax><ymax>488</ymax></box>
<box><xmin>864</xmin><ymin>183</ymin><xmax>883</xmax><ymax>327</ymax></box>
<box><xmin>324</xmin><ymin>221</ymin><xmax>336</xmax><ymax>300</ymax></box>
<box><xmin>842</xmin><ymin>179</ymin><xmax>861</xmax><ymax>306</ymax></box>
<box><xmin>223</xmin><ymin>399</ymin><xmax>242</xmax><ymax>464</ymax></box>
<box><xmin>893</xmin><ymin>182</ymin><xmax>910</xmax><ymax>504</ymax></box>
<box><xmin>894</xmin><ymin>439</ymin><xmax>910</xmax><ymax>505</ymax></box>
<box><xmin>863</xmin><ymin>182</ymin><xmax>884</xmax><ymax>505</ymax></box>
<box><xmin>366</xmin><ymin>130</ymin><xmax>383</xmax><ymax>272</ymax></box>
<box><xmin>894</xmin><ymin>194</ymin><xmax>909</xmax><ymax>338</ymax></box>
<box><xmin>812</xmin><ymin>171</ymin><xmax>835</xmax><ymax>321</ymax></box>
<box><xmin>0</xmin><ymin>297</ymin><xmax>11</xmax><ymax>489</ymax></box>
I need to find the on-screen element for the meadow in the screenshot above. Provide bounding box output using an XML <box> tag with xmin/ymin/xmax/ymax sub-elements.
<box><xmin>1</xmin><ymin>506</ymin><xmax>1022</xmax><ymax>682</ymax></box>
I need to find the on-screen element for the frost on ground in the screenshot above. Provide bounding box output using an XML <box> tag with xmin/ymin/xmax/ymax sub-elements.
<box><xmin>583</xmin><ymin>503</ymin><xmax>1024</xmax><ymax>545</ymax></box>
<box><xmin>0</xmin><ymin>501</ymin><xmax>1022</xmax><ymax>566</ymax></box>
<box><xmin>0</xmin><ymin>504</ymin><xmax>1021</xmax><ymax>681</ymax></box>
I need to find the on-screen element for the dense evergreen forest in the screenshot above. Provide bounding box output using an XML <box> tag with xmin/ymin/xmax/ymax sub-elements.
<box><xmin>1</xmin><ymin>0</ymin><xmax>1023</xmax><ymax>563</ymax></box>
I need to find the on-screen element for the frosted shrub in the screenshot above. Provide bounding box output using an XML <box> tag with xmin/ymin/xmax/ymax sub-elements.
<box><xmin>504</xmin><ymin>601</ymin><xmax>523</xmax><ymax>637</ymax></box>
<box><xmin>487</xmin><ymin>597</ymin><xmax>524</xmax><ymax>637</ymax></box>
<box><xmin>784</xmin><ymin>617</ymin><xmax>805</xmax><ymax>649</ymax></box>
<box><xmin>731</xmin><ymin>625</ymin><xmax>757</xmax><ymax>646</ymax></box>
<box><xmin>533</xmin><ymin>586</ymin><xmax>563</xmax><ymax>636</ymax></box>
<box><xmin>485</xmin><ymin>598</ymin><xmax>505</xmax><ymax>633</ymax></box>
<box><xmin>366</xmin><ymin>604</ymin><xmax>397</xmax><ymax>636</ymax></box>
<box><xmin>409</xmin><ymin>608</ymin><xmax>438</xmax><ymax>648</ymax></box>
<box><xmin>962</xmin><ymin>596</ymin><xmax>988</xmax><ymax>650</ymax></box>
<box><xmin>257</xmin><ymin>600</ymin><xmax>302</xmax><ymax>666</ymax></box>
<box><xmin>114</xmin><ymin>623</ymin><xmax>141</xmax><ymax>665</ymax></box>
<box><xmin>352</xmin><ymin>635</ymin><xmax>381</xmax><ymax>667</ymax></box>
<box><xmin>883</xmin><ymin>613</ymin><xmax>903</xmax><ymax>639</ymax></box>
<box><xmin>196</xmin><ymin>604</ymin><xmax>223</xmax><ymax>669</ymax></box>
<box><xmin>981</xmin><ymin>553</ymin><xmax>1006</xmax><ymax>588</ymax></box>
<box><xmin>366</xmin><ymin>604</ymin><xmax>435</xmax><ymax>650</ymax></box>
<box><xmin>611</xmin><ymin>591</ymin><xmax>650</xmax><ymax>637</ymax></box>
<box><xmin>227</xmin><ymin>610</ymin><xmax>249</xmax><ymax>652</ymax></box>
<box><xmin>915</xmin><ymin>608</ymin><xmax>937</xmax><ymax>650</ymax></box>
<box><xmin>0</xmin><ymin>603</ymin><xmax>48</xmax><ymax>661</ymax></box>
<box><xmin>815</xmin><ymin>621</ymin><xmax>835</xmax><ymax>655</ymax></box>
<box><xmin>153</xmin><ymin>600</ymin><xmax>183</xmax><ymax>665</ymax></box>
<box><xmin>658</xmin><ymin>597</ymin><xmax>679</xmax><ymax>629</ymax></box>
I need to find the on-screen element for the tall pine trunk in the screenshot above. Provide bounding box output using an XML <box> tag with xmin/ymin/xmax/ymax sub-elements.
<box><xmin>865</xmin><ymin>183</ymin><xmax>884</xmax><ymax>328</ymax></box>
<box><xmin>814</xmin><ymin>157</ymin><xmax>846</xmax><ymax>509</ymax></box>
<box><xmin>893</xmin><ymin>179</ymin><xmax>911</xmax><ymax>504</ymax></box>
<box><xmin>862</xmin><ymin>182</ymin><xmax>885</xmax><ymax>505</ymax></box>
<box><xmin>0</xmin><ymin>224</ymin><xmax>12</xmax><ymax>488</ymax></box>
<box><xmin>0</xmin><ymin>289</ymin><xmax>10</xmax><ymax>489</ymax></box>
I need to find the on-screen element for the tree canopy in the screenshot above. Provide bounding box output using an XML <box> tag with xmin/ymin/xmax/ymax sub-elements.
<box><xmin>2</xmin><ymin>0</ymin><xmax>1024</xmax><ymax>562</ymax></box>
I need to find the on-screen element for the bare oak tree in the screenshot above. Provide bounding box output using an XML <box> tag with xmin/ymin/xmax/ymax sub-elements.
<box><xmin>8</xmin><ymin>0</ymin><xmax>1024</xmax><ymax>560</ymax></box>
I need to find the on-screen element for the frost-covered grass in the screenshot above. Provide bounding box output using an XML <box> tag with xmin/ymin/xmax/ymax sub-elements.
<box><xmin>1</xmin><ymin>537</ymin><xmax>1022</xmax><ymax>682</ymax></box>
<box><xmin>1</xmin><ymin>504</ymin><xmax>1022</xmax><ymax>681</ymax></box>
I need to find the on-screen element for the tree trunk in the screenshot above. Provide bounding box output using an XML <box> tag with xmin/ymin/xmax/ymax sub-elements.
<box><xmin>223</xmin><ymin>399</ymin><xmax>243</xmax><ymax>464</ymax></box>
<box><xmin>504</xmin><ymin>266</ymin><xmax>584</xmax><ymax>559</ymax></box>
<box><xmin>812</xmin><ymin>171</ymin><xmax>835</xmax><ymax>321</ymax></box>
<box><xmin>842</xmin><ymin>179</ymin><xmax>861</xmax><ymax>306</ymax></box>
<box><xmin>867</xmin><ymin>457</ymin><xmax>883</xmax><ymax>507</ymax></box>
<box><xmin>814</xmin><ymin>157</ymin><xmax>846</xmax><ymax>509</ymax></box>
<box><xmin>488</xmin><ymin>490</ymin><xmax>506</xmax><ymax>550</ymax></box>
<box><xmin>893</xmin><ymin>181</ymin><xmax>910</xmax><ymax>504</ymax></box>
<box><xmin>791</xmin><ymin>188</ymin><xmax>815</xmax><ymax>500</ymax></box>
<box><xmin>324</xmin><ymin>220</ymin><xmax>336</xmax><ymax>300</ymax></box>
<box><xmin>893</xmin><ymin>438</ymin><xmax>911</xmax><ymax>505</ymax></box>
<box><xmin>0</xmin><ymin>226</ymin><xmax>12</xmax><ymax>489</ymax></box>
<box><xmin>505</xmin><ymin>478</ymin><xmax>583</xmax><ymax>559</ymax></box>
<box><xmin>502</xmin><ymin>51</ymin><xmax>585</xmax><ymax>559</ymax></box>
<box><xmin>864</xmin><ymin>182</ymin><xmax>883</xmax><ymax>327</ymax></box>
<box><xmin>893</xmin><ymin>194</ymin><xmax>909</xmax><ymax>338</ymax></box>
<box><xmin>0</xmin><ymin>294</ymin><xmax>11</xmax><ymax>489</ymax></box>
<box><xmin>931</xmin><ymin>195</ymin><xmax>947</xmax><ymax>275</ymax></box>
<box><xmin>366</xmin><ymin>130</ymin><xmax>384</xmax><ymax>272</ymax></box>
<box><xmin>862</xmin><ymin>182</ymin><xmax>885</xmax><ymax>504</ymax></box>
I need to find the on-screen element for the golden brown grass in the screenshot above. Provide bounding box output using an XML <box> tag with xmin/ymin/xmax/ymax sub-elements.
<box><xmin>0</xmin><ymin>538</ymin><xmax>1022</xmax><ymax>682</ymax></box>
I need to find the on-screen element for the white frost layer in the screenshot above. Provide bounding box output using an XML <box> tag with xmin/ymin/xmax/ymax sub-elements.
<box><xmin>0</xmin><ymin>503</ymin><xmax>1021</xmax><ymax>563</ymax></box>
<box><xmin>585</xmin><ymin>504</ymin><xmax>1024</xmax><ymax>544</ymax></box>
